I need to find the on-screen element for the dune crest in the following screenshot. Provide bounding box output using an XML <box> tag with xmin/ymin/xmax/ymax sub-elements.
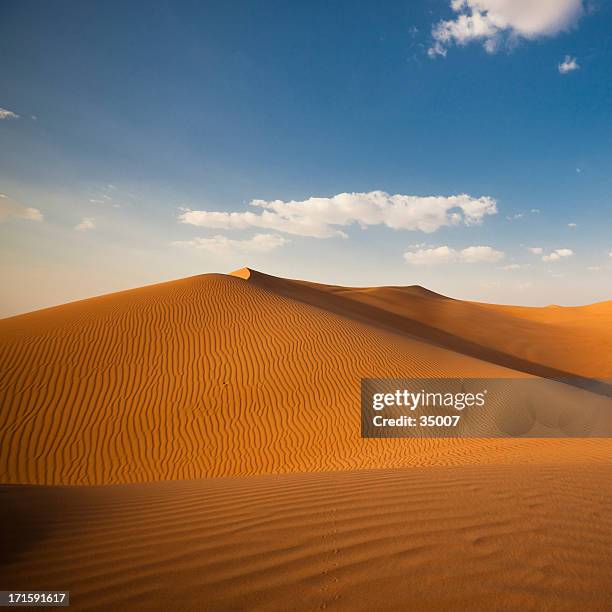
<box><xmin>229</xmin><ymin>266</ymin><xmax>253</xmax><ymax>280</ymax></box>
<box><xmin>238</xmin><ymin>268</ymin><xmax>612</xmax><ymax>379</ymax></box>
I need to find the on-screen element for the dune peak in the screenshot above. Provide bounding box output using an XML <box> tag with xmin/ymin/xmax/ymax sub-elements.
<box><xmin>229</xmin><ymin>267</ymin><xmax>254</xmax><ymax>280</ymax></box>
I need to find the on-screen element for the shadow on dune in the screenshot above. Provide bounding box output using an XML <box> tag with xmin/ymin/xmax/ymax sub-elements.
<box><xmin>239</xmin><ymin>268</ymin><xmax>612</xmax><ymax>400</ymax></box>
<box><xmin>0</xmin><ymin>486</ymin><xmax>63</xmax><ymax>569</ymax></box>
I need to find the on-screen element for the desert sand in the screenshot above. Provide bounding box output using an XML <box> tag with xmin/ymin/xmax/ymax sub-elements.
<box><xmin>1</xmin><ymin>269</ymin><xmax>611</xmax><ymax>610</ymax></box>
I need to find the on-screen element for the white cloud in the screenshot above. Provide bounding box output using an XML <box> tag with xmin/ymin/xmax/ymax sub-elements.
<box><xmin>461</xmin><ymin>245</ymin><xmax>504</xmax><ymax>263</ymax></box>
<box><xmin>429</xmin><ymin>0</ymin><xmax>584</xmax><ymax>57</ymax></box>
<box><xmin>172</xmin><ymin>233</ymin><xmax>288</xmax><ymax>255</ymax></box>
<box><xmin>542</xmin><ymin>248</ymin><xmax>574</xmax><ymax>262</ymax></box>
<box><xmin>0</xmin><ymin>194</ymin><xmax>43</xmax><ymax>222</ymax></box>
<box><xmin>567</xmin><ymin>222</ymin><xmax>577</xmax><ymax>228</ymax></box>
<box><xmin>528</xmin><ymin>247</ymin><xmax>543</xmax><ymax>254</ymax></box>
<box><xmin>609</xmin><ymin>251</ymin><xmax>612</xmax><ymax>258</ymax></box>
<box><xmin>404</xmin><ymin>246</ymin><xmax>456</xmax><ymax>265</ymax></box>
<box><xmin>404</xmin><ymin>244</ymin><xmax>504</xmax><ymax>265</ymax></box>
<box><xmin>587</xmin><ymin>266</ymin><xmax>602</xmax><ymax>271</ymax></box>
<box><xmin>530</xmin><ymin>208</ymin><xmax>540</xmax><ymax>214</ymax></box>
<box><xmin>179</xmin><ymin>191</ymin><xmax>498</xmax><ymax>239</ymax></box>
<box><xmin>75</xmin><ymin>217</ymin><xmax>95</xmax><ymax>231</ymax></box>
<box><xmin>558</xmin><ymin>55</ymin><xmax>580</xmax><ymax>73</ymax></box>
<box><xmin>502</xmin><ymin>263</ymin><xmax>530</xmax><ymax>270</ymax></box>
<box><xmin>0</xmin><ymin>107</ymin><xmax>19</xmax><ymax>120</ymax></box>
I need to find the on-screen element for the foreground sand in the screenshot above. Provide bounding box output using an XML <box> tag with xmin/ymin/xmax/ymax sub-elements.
<box><xmin>3</xmin><ymin>464</ymin><xmax>612</xmax><ymax>611</ymax></box>
<box><xmin>1</xmin><ymin>269</ymin><xmax>611</xmax><ymax>609</ymax></box>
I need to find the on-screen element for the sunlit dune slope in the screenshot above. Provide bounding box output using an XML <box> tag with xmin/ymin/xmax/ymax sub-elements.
<box><xmin>3</xmin><ymin>464</ymin><xmax>612</xmax><ymax>611</ymax></box>
<box><xmin>1</xmin><ymin>270</ymin><xmax>611</xmax><ymax>485</ymax></box>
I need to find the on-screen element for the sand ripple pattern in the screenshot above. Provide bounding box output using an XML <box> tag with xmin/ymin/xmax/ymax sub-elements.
<box><xmin>1</xmin><ymin>271</ymin><xmax>611</xmax><ymax>484</ymax></box>
<box><xmin>2</xmin><ymin>464</ymin><xmax>612</xmax><ymax>610</ymax></box>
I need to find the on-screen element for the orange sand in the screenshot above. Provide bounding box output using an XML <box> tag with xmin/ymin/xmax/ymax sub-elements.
<box><xmin>1</xmin><ymin>269</ymin><xmax>611</xmax><ymax>610</ymax></box>
<box><xmin>3</xmin><ymin>466</ymin><xmax>612</xmax><ymax>611</ymax></box>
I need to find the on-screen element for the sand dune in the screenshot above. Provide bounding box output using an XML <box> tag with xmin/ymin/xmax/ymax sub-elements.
<box><xmin>3</xmin><ymin>464</ymin><xmax>612</xmax><ymax>611</ymax></box>
<box><xmin>2</xmin><ymin>269</ymin><xmax>612</xmax><ymax>610</ymax></box>
<box><xmin>1</xmin><ymin>269</ymin><xmax>611</xmax><ymax>485</ymax></box>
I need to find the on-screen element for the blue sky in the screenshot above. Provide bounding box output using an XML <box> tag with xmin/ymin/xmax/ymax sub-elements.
<box><xmin>1</xmin><ymin>0</ymin><xmax>611</xmax><ymax>316</ymax></box>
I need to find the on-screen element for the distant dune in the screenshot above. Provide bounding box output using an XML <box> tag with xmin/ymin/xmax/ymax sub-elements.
<box><xmin>235</xmin><ymin>268</ymin><xmax>612</xmax><ymax>379</ymax></box>
<box><xmin>1</xmin><ymin>269</ymin><xmax>611</xmax><ymax>610</ymax></box>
